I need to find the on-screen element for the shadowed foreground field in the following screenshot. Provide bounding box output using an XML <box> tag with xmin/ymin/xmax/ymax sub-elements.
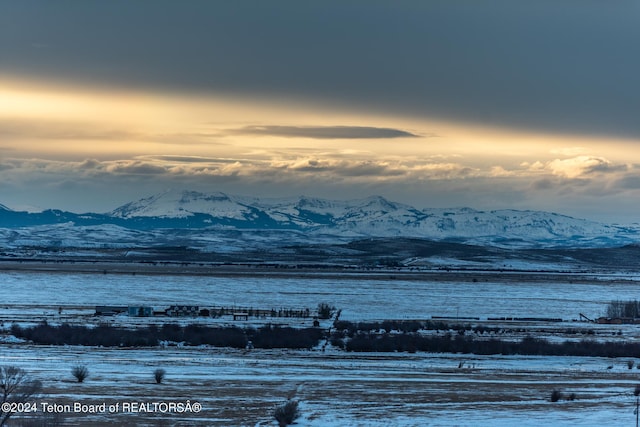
<box><xmin>2</xmin><ymin>346</ymin><xmax>639</xmax><ymax>426</ymax></box>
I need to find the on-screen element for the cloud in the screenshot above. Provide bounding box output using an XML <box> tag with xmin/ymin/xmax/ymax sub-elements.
<box><xmin>613</xmin><ymin>175</ymin><xmax>640</xmax><ymax>190</ymax></box>
<box><xmin>231</xmin><ymin>125</ymin><xmax>420</xmax><ymax>139</ymax></box>
<box><xmin>0</xmin><ymin>119</ymin><xmax>231</xmax><ymax>148</ymax></box>
<box><xmin>275</xmin><ymin>158</ymin><xmax>402</xmax><ymax>177</ymax></box>
<box><xmin>545</xmin><ymin>156</ymin><xmax>626</xmax><ymax>179</ymax></box>
<box><xmin>0</xmin><ymin>119</ymin><xmax>137</xmax><ymax>141</ymax></box>
<box><xmin>520</xmin><ymin>160</ymin><xmax>640</xmax><ymax>206</ymax></box>
<box><xmin>78</xmin><ymin>159</ymin><xmax>101</xmax><ymax>169</ymax></box>
<box><xmin>521</xmin><ymin>161</ymin><xmax>545</xmax><ymax>171</ymax></box>
<box><xmin>150</xmin><ymin>133</ymin><xmax>229</xmax><ymax>146</ymax></box>
<box><xmin>0</xmin><ymin>155</ymin><xmax>488</xmax><ymax>186</ymax></box>
<box><xmin>3</xmin><ymin>3</ymin><xmax>639</xmax><ymax>139</ymax></box>
<box><xmin>102</xmin><ymin>161</ymin><xmax>167</xmax><ymax>175</ymax></box>
<box><xmin>410</xmin><ymin>163</ymin><xmax>476</xmax><ymax>179</ymax></box>
<box><xmin>489</xmin><ymin>166</ymin><xmax>514</xmax><ymax>177</ymax></box>
<box><xmin>550</xmin><ymin>147</ymin><xmax>588</xmax><ymax>157</ymax></box>
<box><xmin>0</xmin><ymin>163</ymin><xmax>15</xmax><ymax>172</ymax></box>
<box><xmin>523</xmin><ymin>156</ymin><xmax>628</xmax><ymax>180</ymax></box>
<box><xmin>3</xmin><ymin>153</ymin><xmax>639</xmax><ymax>223</ymax></box>
<box><xmin>142</xmin><ymin>155</ymin><xmax>241</xmax><ymax>164</ymax></box>
<box><xmin>530</xmin><ymin>178</ymin><xmax>554</xmax><ymax>190</ymax></box>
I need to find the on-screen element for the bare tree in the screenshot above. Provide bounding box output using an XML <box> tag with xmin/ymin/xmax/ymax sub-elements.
<box><xmin>71</xmin><ymin>365</ymin><xmax>89</xmax><ymax>383</ymax></box>
<box><xmin>0</xmin><ymin>366</ymin><xmax>42</xmax><ymax>426</ymax></box>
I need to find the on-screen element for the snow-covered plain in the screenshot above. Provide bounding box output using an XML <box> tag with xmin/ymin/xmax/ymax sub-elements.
<box><xmin>1</xmin><ymin>271</ymin><xmax>638</xmax><ymax>321</ymax></box>
<box><xmin>2</xmin><ymin>271</ymin><xmax>640</xmax><ymax>426</ymax></box>
<box><xmin>2</xmin><ymin>344</ymin><xmax>640</xmax><ymax>426</ymax></box>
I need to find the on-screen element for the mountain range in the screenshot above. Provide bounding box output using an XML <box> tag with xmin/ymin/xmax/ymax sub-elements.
<box><xmin>1</xmin><ymin>190</ymin><xmax>639</xmax><ymax>250</ymax></box>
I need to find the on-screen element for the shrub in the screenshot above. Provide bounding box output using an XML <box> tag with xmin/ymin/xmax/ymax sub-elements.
<box><xmin>10</xmin><ymin>323</ymin><xmax>21</xmax><ymax>337</ymax></box>
<box><xmin>71</xmin><ymin>365</ymin><xmax>89</xmax><ymax>383</ymax></box>
<box><xmin>274</xmin><ymin>400</ymin><xmax>300</xmax><ymax>427</ymax></box>
<box><xmin>330</xmin><ymin>334</ymin><xmax>345</xmax><ymax>349</ymax></box>
<box><xmin>154</xmin><ymin>368</ymin><xmax>166</xmax><ymax>384</ymax></box>
<box><xmin>249</xmin><ymin>325</ymin><xmax>323</xmax><ymax>349</ymax></box>
<box><xmin>317</xmin><ymin>303</ymin><xmax>336</xmax><ymax>320</ymax></box>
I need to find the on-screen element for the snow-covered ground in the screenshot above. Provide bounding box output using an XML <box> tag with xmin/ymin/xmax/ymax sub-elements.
<box><xmin>2</xmin><ymin>270</ymin><xmax>640</xmax><ymax>425</ymax></box>
<box><xmin>0</xmin><ymin>271</ymin><xmax>638</xmax><ymax>321</ymax></box>
<box><xmin>1</xmin><ymin>345</ymin><xmax>639</xmax><ymax>426</ymax></box>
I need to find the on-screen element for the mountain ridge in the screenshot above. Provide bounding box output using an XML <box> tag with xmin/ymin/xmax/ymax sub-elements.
<box><xmin>1</xmin><ymin>189</ymin><xmax>638</xmax><ymax>249</ymax></box>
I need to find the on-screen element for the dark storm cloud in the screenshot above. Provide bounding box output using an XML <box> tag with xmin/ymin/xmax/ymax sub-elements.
<box><xmin>1</xmin><ymin>1</ymin><xmax>639</xmax><ymax>138</ymax></box>
<box><xmin>233</xmin><ymin>125</ymin><xmax>419</xmax><ymax>139</ymax></box>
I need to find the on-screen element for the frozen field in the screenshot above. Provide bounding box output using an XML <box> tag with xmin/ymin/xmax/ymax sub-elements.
<box><xmin>1</xmin><ymin>270</ymin><xmax>639</xmax><ymax>321</ymax></box>
<box><xmin>1</xmin><ymin>345</ymin><xmax>640</xmax><ymax>426</ymax></box>
<box><xmin>2</xmin><ymin>270</ymin><xmax>640</xmax><ymax>426</ymax></box>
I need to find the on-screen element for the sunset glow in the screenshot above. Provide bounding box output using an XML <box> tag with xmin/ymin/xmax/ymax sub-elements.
<box><xmin>1</xmin><ymin>2</ymin><xmax>639</xmax><ymax>222</ymax></box>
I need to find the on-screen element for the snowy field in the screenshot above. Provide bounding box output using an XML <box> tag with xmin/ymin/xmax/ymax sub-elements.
<box><xmin>1</xmin><ymin>270</ymin><xmax>639</xmax><ymax>321</ymax></box>
<box><xmin>2</xmin><ymin>345</ymin><xmax>640</xmax><ymax>426</ymax></box>
<box><xmin>2</xmin><ymin>270</ymin><xmax>640</xmax><ymax>425</ymax></box>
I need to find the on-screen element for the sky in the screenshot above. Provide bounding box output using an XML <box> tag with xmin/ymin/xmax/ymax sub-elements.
<box><xmin>1</xmin><ymin>1</ymin><xmax>639</xmax><ymax>223</ymax></box>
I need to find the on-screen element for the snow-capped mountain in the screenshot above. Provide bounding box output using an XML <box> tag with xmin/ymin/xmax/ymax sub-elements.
<box><xmin>1</xmin><ymin>189</ymin><xmax>639</xmax><ymax>248</ymax></box>
<box><xmin>111</xmin><ymin>191</ymin><xmax>257</xmax><ymax>220</ymax></box>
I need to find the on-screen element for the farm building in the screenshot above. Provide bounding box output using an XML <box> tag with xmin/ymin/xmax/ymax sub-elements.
<box><xmin>596</xmin><ymin>317</ymin><xmax>640</xmax><ymax>324</ymax></box>
<box><xmin>128</xmin><ymin>306</ymin><xmax>154</xmax><ymax>317</ymax></box>
<box><xmin>166</xmin><ymin>305</ymin><xmax>199</xmax><ymax>317</ymax></box>
<box><xmin>233</xmin><ymin>312</ymin><xmax>249</xmax><ymax>321</ymax></box>
<box><xmin>95</xmin><ymin>306</ymin><xmax>127</xmax><ymax>316</ymax></box>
